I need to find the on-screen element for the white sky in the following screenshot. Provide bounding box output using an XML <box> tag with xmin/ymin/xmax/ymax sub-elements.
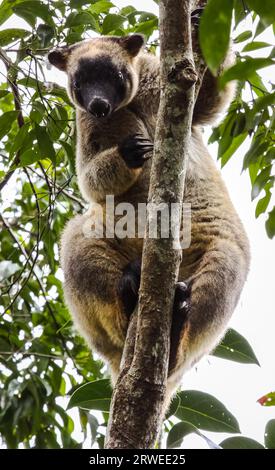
<box><xmin>1</xmin><ymin>0</ymin><xmax>275</xmax><ymax>449</ymax></box>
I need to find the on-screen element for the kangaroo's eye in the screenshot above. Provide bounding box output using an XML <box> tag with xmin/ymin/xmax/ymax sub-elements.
<box><xmin>73</xmin><ymin>80</ymin><xmax>81</xmax><ymax>90</ymax></box>
<box><xmin>118</xmin><ymin>71</ymin><xmax>124</xmax><ymax>81</ymax></box>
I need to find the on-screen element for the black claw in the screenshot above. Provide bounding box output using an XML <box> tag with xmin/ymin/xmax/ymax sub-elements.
<box><xmin>169</xmin><ymin>281</ymin><xmax>191</xmax><ymax>373</ymax></box>
<box><xmin>117</xmin><ymin>260</ymin><xmax>141</xmax><ymax>317</ymax></box>
<box><xmin>191</xmin><ymin>7</ymin><xmax>204</xmax><ymax>18</ymax></box>
<box><xmin>192</xmin><ymin>18</ymin><xmax>200</xmax><ymax>26</ymax></box>
<box><xmin>127</xmin><ymin>143</ymin><xmax>153</xmax><ymax>151</ymax></box>
<box><xmin>119</xmin><ymin>133</ymin><xmax>154</xmax><ymax>169</ymax></box>
<box><xmin>134</xmin><ymin>132</ymin><xmax>147</xmax><ymax>137</ymax></box>
<box><xmin>174</xmin><ymin>281</ymin><xmax>189</xmax><ymax>299</ymax></box>
<box><xmin>173</xmin><ymin>281</ymin><xmax>191</xmax><ymax>313</ymax></box>
<box><xmin>142</xmin><ymin>153</ymin><xmax>152</xmax><ymax>160</ymax></box>
<box><xmin>135</xmin><ymin>146</ymin><xmax>154</xmax><ymax>154</ymax></box>
<box><xmin>133</xmin><ymin>134</ymin><xmax>152</xmax><ymax>140</ymax></box>
<box><xmin>191</xmin><ymin>7</ymin><xmax>204</xmax><ymax>27</ymax></box>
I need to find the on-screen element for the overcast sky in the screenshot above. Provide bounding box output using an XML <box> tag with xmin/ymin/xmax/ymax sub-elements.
<box><xmin>1</xmin><ymin>0</ymin><xmax>274</xmax><ymax>448</ymax></box>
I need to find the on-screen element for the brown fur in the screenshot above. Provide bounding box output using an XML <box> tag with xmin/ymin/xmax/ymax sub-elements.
<box><xmin>49</xmin><ymin>34</ymin><xmax>250</xmax><ymax>407</ymax></box>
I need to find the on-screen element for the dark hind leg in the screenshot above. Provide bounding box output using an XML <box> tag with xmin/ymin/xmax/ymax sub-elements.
<box><xmin>117</xmin><ymin>259</ymin><xmax>191</xmax><ymax>371</ymax></box>
<box><xmin>117</xmin><ymin>259</ymin><xmax>141</xmax><ymax>317</ymax></box>
<box><xmin>60</xmin><ymin>215</ymin><xmax>139</xmax><ymax>384</ymax></box>
<box><xmin>168</xmin><ymin>240</ymin><xmax>248</xmax><ymax>382</ymax></box>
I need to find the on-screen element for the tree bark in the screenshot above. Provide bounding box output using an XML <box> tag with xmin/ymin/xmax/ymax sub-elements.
<box><xmin>105</xmin><ymin>0</ymin><xmax>203</xmax><ymax>449</ymax></box>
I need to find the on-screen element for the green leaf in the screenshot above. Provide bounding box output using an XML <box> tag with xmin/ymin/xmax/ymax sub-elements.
<box><xmin>249</xmin><ymin>72</ymin><xmax>268</xmax><ymax>96</ymax></box>
<box><xmin>252</xmin><ymin>92</ymin><xmax>275</xmax><ymax>114</ymax></box>
<box><xmin>0</xmin><ymin>261</ymin><xmax>20</xmax><ymax>281</ymax></box>
<box><xmin>234</xmin><ymin>30</ymin><xmax>252</xmax><ymax>43</ymax></box>
<box><xmin>35</xmin><ymin>125</ymin><xmax>56</xmax><ymax>163</ymax></box>
<box><xmin>167</xmin><ymin>421</ymin><xmax>199</xmax><ymax>448</ymax></box>
<box><xmin>1</xmin><ymin>1</ymin><xmax>33</xmax><ymax>28</ymax></box>
<box><xmin>175</xmin><ymin>390</ymin><xmax>240</xmax><ymax>433</ymax></box>
<box><xmin>60</xmin><ymin>140</ymin><xmax>75</xmax><ymax>173</ymax></box>
<box><xmin>9</xmin><ymin>122</ymin><xmax>31</xmax><ymax>158</ymax></box>
<box><xmin>89</xmin><ymin>1</ymin><xmax>114</xmax><ymax>15</ymax></box>
<box><xmin>248</xmin><ymin>71</ymin><xmax>268</xmax><ymax>96</ymax></box>
<box><xmin>18</xmin><ymin>77</ymin><xmax>43</xmax><ymax>90</ymax></box>
<box><xmin>0</xmin><ymin>111</ymin><xmax>18</xmax><ymax>140</ymax></box>
<box><xmin>264</xmin><ymin>148</ymin><xmax>275</xmax><ymax>163</ymax></box>
<box><xmin>221</xmin><ymin>133</ymin><xmax>247</xmax><ymax>167</ymax></box>
<box><xmin>134</xmin><ymin>18</ymin><xmax>158</xmax><ymax>38</ymax></box>
<box><xmin>102</xmin><ymin>14</ymin><xmax>125</xmax><ymax>34</ymax></box>
<box><xmin>243</xmin><ymin>41</ymin><xmax>272</xmax><ymax>52</ymax></box>
<box><xmin>67</xmin><ymin>379</ymin><xmax>112</xmax><ymax>411</ymax></box>
<box><xmin>265</xmin><ymin>420</ymin><xmax>275</xmax><ymax>449</ymax></box>
<box><xmin>0</xmin><ymin>0</ymin><xmax>14</xmax><ymax>26</ymax></box>
<box><xmin>216</xmin><ymin>110</ymin><xmax>248</xmax><ymax>166</ymax></box>
<box><xmin>51</xmin><ymin>363</ymin><xmax>63</xmax><ymax>395</ymax></box>
<box><xmin>54</xmin><ymin>0</ymin><xmax>66</xmax><ymax>15</ymax></box>
<box><xmin>0</xmin><ymin>29</ymin><xmax>30</xmax><ymax>47</ymax></box>
<box><xmin>0</xmin><ymin>90</ymin><xmax>10</xmax><ymax>98</ymax></box>
<box><xmin>20</xmin><ymin>147</ymin><xmax>40</xmax><ymax>165</ymax></box>
<box><xmin>246</xmin><ymin>0</ymin><xmax>275</xmax><ymax>26</ymax></box>
<box><xmin>266</xmin><ymin>207</ymin><xmax>275</xmax><ymax>238</ymax></box>
<box><xmin>30</xmin><ymin>101</ymin><xmax>45</xmax><ymax>124</ymax></box>
<box><xmin>119</xmin><ymin>6</ymin><xmax>135</xmax><ymax>19</ymax></box>
<box><xmin>66</xmin><ymin>11</ymin><xmax>98</xmax><ymax>30</ymax></box>
<box><xmin>233</xmin><ymin>0</ymin><xmax>248</xmax><ymax>26</ymax></box>
<box><xmin>37</xmin><ymin>24</ymin><xmax>55</xmax><ymax>47</ymax></box>
<box><xmin>217</xmin><ymin>114</ymin><xmax>235</xmax><ymax>158</ymax></box>
<box><xmin>258</xmin><ymin>391</ymin><xmax>275</xmax><ymax>407</ymax></box>
<box><xmin>212</xmin><ymin>328</ymin><xmax>260</xmax><ymax>365</ymax></box>
<box><xmin>13</xmin><ymin>1</ymin><xmax>56</xmax><ymax>28</ymax></box>
<box><xmin>47</xmin><ymin>106</ymin><xmax>68</xmax><ymax>141</ymax></box>
<box><xmin>18</xmin><ymin>77</ymin><xmax>70</xmax><ymax>104</ymax></box>
<box><xmin>199</xmin><ymin>0</ymin><xmax>234</xmax><ymax>75</ymax></box>
<box><xmin>165</xmin><ymin>394</ymin><xmax>180</xmax><ymax>419</ymax></box>
<box><xmin>87</xmin><ymin>414</ymin><xmax>99</xmax><ymax>447</ymax></box>
<box><xmin>254</xmin><ymin>19</ymin><xmax>267</xmax><ymax>38</ymax></box>
<box><xmin>243</xmin><ymin>139</ymin><xmax>269</xmax><ymax>170</ymax></box>
<box><xmin>255</xmin><ymin>187</ymin><xmax>272</xmax><ymax>218</ymax></box>
<box><xmin>249</xmin><ymin>159</ymin><xmax>261</xmax><ymax>185</ymax></box>
<box><xmin>220</xmin><ymin>436</ymin><xmax>264</xmax><ymax>449</ymax></box>
<box><xmin>70</xmin><ymin>0</ymin><xmax>93</xmax><ymax>6</ymax></box>
<box><xmin>231</xmin><ymin>113</ymin><xmax>246</xmax><ymax>137</ymax></box>
<box><xmin>166</xmin><ymin>420</ymin><xmax>220</xmax><ymax>449</ymax></box>
<box><xmin>251</xmin><ymin>166</ymin><xmax>273</xmax><ymax>200</ymax></box>
<box><xmin>219</xmin><ymin>58</ymin><xmax>274</xmax><ymax>88</ymax></box>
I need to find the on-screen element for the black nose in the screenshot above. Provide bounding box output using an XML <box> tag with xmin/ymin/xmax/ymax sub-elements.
<box><xmin>88</xmin><ymin>98</ymin><xmax>111</xmax><ymax>118</ymax></box>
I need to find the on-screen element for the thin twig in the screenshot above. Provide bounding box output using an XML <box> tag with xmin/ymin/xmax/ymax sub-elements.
<box><xmin>0</xmin><ymin>351</ymin><xmax>65</xmax><ymax>360</ymax></box>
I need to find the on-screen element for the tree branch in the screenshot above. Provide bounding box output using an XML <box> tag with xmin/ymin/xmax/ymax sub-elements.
<box><xmin>105</xmin><ymin>0</ymin><xmax>204</xmax><ymax>449</ymax></box>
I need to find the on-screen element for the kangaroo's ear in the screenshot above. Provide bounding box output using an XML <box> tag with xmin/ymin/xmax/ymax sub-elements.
<box><xmin>119</xmin><ymin>34</ymin><xmax>145</xmax><ymax>57</ymax></box>
<box><xmin>48</xmin><ymin>47</ymin><xmax>71</xmax><ymax>71</ymax></box>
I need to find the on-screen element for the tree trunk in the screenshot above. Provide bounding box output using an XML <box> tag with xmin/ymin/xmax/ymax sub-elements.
<box><xmin>105</xmin><ymin>0</ymin><xmax>203</xmax><ymax>449</ymax></box>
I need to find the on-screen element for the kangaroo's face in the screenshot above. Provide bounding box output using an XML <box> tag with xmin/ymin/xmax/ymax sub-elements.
<box><xmin>48</xmin><ymin>35</ymin><xmax>145</xmax><ymax>119</ymax></box>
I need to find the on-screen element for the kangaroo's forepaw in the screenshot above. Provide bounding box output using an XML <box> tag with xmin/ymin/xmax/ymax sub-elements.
<box><xmin>119</xmin><ymin>134</ymin><xmax>154</xmax><ymax>169</ymax></box>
